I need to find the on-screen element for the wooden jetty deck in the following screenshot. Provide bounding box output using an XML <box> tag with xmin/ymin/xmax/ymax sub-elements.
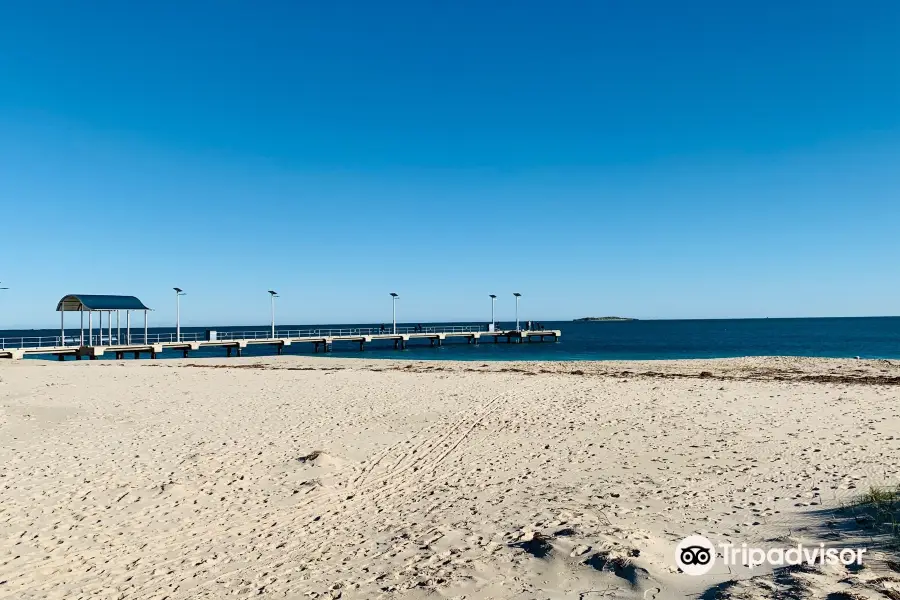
<box><xmin>0</xmin><ymin>327</ymin><xmax>561</xmax><ymax>360</ymax></box>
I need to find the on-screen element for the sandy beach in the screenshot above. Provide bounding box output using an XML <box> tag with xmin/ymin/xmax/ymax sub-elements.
<box><xmin>1</xmin><ymin>355</ymin><xmax>899</xmax><ymax>599</ymax></box>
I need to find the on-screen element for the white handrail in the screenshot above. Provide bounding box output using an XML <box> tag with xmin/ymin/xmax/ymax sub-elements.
<box><xmin>0</xmin><ymin>325</ymin><xmax>559</xmax><ymax>350</ymax></box>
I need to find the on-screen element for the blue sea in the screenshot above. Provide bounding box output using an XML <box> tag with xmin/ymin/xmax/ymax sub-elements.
<box><xmin>3</xmin><ymin>317</ymin><xmax>900</xmax><ymax>361</ymax></box>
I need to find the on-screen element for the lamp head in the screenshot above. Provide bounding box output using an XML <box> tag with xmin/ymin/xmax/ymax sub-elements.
<box><xmin>390</xmin><ymin>292</ymin><xmax>399</xmax><ymax>298</ymax></box>
<box><xmin>489</xmin><ymin>294</ymin><xmax>496</xmax><ymax>299</ymax></box>
<box><xmin>268</xmin><ymin>290</ymin><xmax>278</xmax><ymax>297</ymax></box>
<box><xmin>174</xmin><ymin>287</ymin><xmax>184</xmax><ymax>294</ymax></box>
<box><xmin>513</xmin><ymin>292</ymin><xmax>522</xmax><ymax>297</ymax></box>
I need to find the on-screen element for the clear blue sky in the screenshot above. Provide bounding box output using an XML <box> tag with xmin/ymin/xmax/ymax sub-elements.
<box><xmin>1</xmin><ymin>1</ymin><xmax>898</xmax><ymax>328</ymax></box>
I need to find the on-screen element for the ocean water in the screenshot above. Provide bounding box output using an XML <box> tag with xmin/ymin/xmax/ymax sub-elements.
<box><xmin>3</xmin><ymin>317</ymin><xmax>900</xmax><ymax>361</ymax></box>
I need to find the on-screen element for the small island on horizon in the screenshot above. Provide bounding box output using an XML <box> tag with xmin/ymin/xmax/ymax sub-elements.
<box><xmin>573</xmin><ymin>316</ymin><xmax>637</xmax><ymax>322</ymax></box>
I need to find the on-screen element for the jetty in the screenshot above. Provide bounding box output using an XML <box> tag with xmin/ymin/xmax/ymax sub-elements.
<box><xmin>0</xmin><ymin>294</ymin><xmax>561</xmax><ymax>360</ymax></box>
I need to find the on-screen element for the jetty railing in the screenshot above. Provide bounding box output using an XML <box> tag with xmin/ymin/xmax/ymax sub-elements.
<box><xmin>0</xmin><ymin>325</ymin><xmax>498</xmax><ymax>349</ymax></box>
<box><xmin>0</xmin><ymin>334</ymin><xmax>130</xmax><ymax>349</ymax></box>
<box><xmin>160</xmin><ymin>325</ymin><xmax>488</xmax><ymax>343</ymax></box>
<box><xmin>0</xmin><ymin>335</ymin><xmax>72</xmax><ymax>349</ymax></box>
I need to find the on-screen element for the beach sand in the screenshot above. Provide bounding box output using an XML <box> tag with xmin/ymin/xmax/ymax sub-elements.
<box><xmin>1</xmin><ymin>356</ymin><xmax>898</xmax><ymax>599</ymax></box>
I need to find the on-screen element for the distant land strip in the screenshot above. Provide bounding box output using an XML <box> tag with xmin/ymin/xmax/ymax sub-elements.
<box><xmin>572</xmin><ymin>316</ymin><xmax>637</xmax><ymax>322</ymax></box>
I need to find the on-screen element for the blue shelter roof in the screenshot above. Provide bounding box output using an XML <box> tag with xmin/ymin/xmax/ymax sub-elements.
<box><xmin>56</xmin><ymin>294</ymin><xmax>151</xmax><ymax>311</ymax></box>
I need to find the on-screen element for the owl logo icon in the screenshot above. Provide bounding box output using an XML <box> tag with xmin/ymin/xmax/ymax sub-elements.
<box><xmin>675</xmin><ymin>535</ymin><xmax>715</xmax><ymax>575</ymax></box>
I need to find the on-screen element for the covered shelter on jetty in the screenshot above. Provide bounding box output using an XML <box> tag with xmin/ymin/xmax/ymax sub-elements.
<box><xmin>56</xmin><ymin>294</ymin><xmax>152</xmax><ymax>346</ymax></box>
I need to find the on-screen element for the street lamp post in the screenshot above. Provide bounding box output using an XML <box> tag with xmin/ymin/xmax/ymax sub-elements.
<box><xmin>513</xmin><ymin>292</ymin><xmax>522</xmax><ymax>331</ymax></box>
<box><xmin>174</xmin><ymin>288</ymin><xmax>185</xmax><ymax>342</ymax></box>
<box><xmin>390</xmin><ymin>293</ymin><xmax>399</xmax><ymax>334</ymax></box>
<box><xmin>268</xmin><ymin>290</ymin><xmax>278</xmax><ymax>338</ymax></box>
<box><xmin>489</xmin><ymin>294</ymin><xmax>496</xmax><ymax>330</ymax></box>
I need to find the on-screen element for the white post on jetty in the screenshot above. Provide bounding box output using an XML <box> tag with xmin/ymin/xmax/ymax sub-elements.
<box><xmin>116</xmin><ymin>311</ymin><xmax>120</xmax><ymax>345</ymax></box>
<box><xmin>174</xmin><ymin>288</ymin><xmax>185</xmax><ymax>342</ymax></box>
<box><xmin>80</xmin><ymin>308</ymin><xmax>84</xmax><ymax>346</ymax></box>
<box><xmin>126</xmin><ymin>310</ymin><xmax>131</xmax><ymax>345</ymax></box>
<box><xmin>108</xmin><ymin>311</ymin><xmax>112</xmax><ymax>346</ymax></box>
<box><xmin>60</xmin><ymin>310</ymin><xmax>65</xmax><ymax>347</ymax></box>
<box><xmin>390</xmin><ymin>292</ymin><xmax>399</xmax><ymax>334</ymax></box>
<box><xmin>268</xmin><ymin>290</ymin><xmax>278</xmax><ymax>338</ymax></box>
<box><xmin>489</xmin><ymin>294</ymin><xmax>496</xmax><ymax>329</ymax></box>
<box><xmin>143</xmin><ymin>309</ymin><xmax>148</xmax><ymax>344</ymax></box>
<box><xmin>88</xmin><ymin>311</ymin><xmax>93</xmax><ymax>345</ymax></box>
<box><xmin>513</xmin><ymin>292</ymin><xmax>522</xmax><ymax>331</ymax></box>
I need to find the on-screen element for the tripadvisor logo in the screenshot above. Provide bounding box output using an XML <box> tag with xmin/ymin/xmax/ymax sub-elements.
<box><xmin>675</xmin><ymin>535</ymin><xmax>867</xmax><ymax>576</ymax></box>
